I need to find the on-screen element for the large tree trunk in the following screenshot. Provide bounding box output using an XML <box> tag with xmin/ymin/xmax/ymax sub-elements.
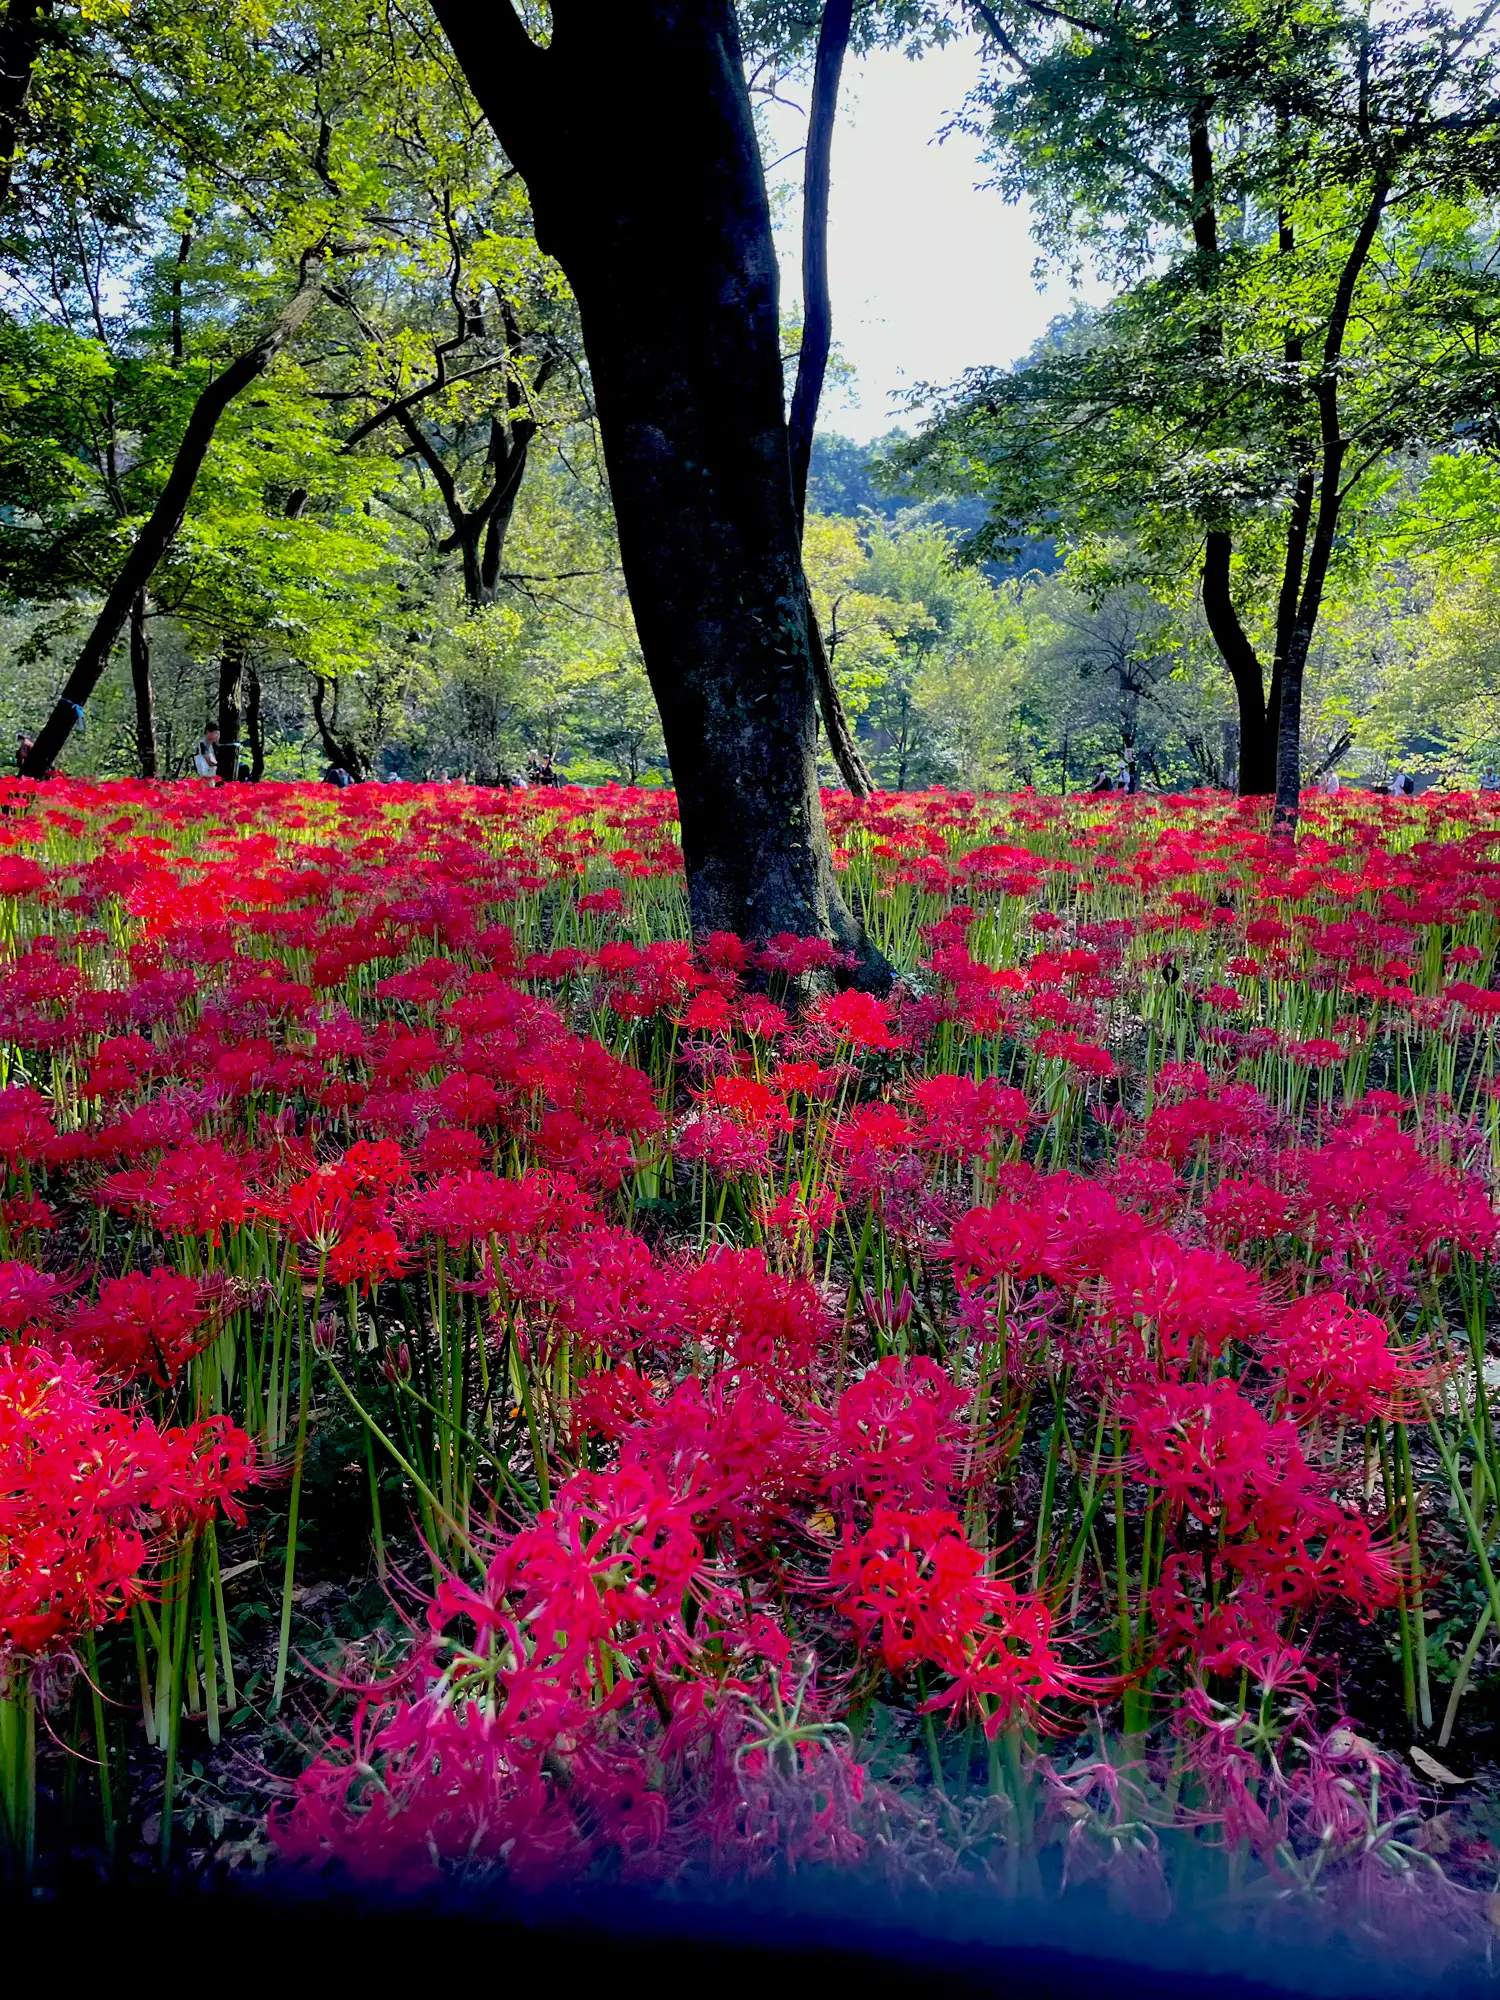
<box><xmin>430</xmin><ymin>0</ymin><xmax>881</xmax><ymax>972</ymax></box>
<box><xmin>21</xmin><ymin>254</ymin><xmax>325</xmax><ymax>778</ymax></box>
<box><xmin>129</xmin><ymin>588</ymin><xmax>157</xmax><ymax>778</ymax></box>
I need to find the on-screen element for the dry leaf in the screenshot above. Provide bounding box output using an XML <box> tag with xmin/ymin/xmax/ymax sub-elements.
<box><xmin>1325</xmin><ymin>1727</ymin><xmax>1378</xmax><ymax>1759</ymax></box>
<box><xmin>1410</xmin><ymin>1745</ymin><xmax>1467</xmax><ymax>1786</ymax></box>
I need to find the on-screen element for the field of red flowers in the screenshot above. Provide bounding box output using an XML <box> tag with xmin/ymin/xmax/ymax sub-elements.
<box><xmin>4</xmin><ymin>774</ymin><xmax>1500</xmax><ymax>1955</ymax></box>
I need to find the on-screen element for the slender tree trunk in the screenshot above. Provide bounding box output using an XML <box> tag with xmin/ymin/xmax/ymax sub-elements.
<box><xmin>246</xmin><ymin>662</ymin><xmax>265</xmax><ymax>780</ymax></box>
<box><xmin>788</xmin><ymin>0</ymin><xmax>871</xmax><ymax>799</ymax></box>
<box><xmin>1202</xmin><ymin>530</ymin><xmax>1274</xmax><ymax>793</ymax></box>
<box><xmin>1184</xmin><ymin>87</ymin><xmax>1279</xmax><ymax>799</ymax></box>
<box><xmin>430</xmin><ymin>0</ymin><xmax>883</xmax><ymax>974</ymax></box>
<box><xmin>788</xmin><ymin>0</ymin><xmax>853</xmax><ymax>525</ymax></box>
<box><xmin>1271</xmin><ymin>179</ymin><xmax>1388</xmax><ymax>836</ymax></box>
<box><xmin>216</xmin><ymin>643</ymin><xmax>244</xmax><ymax>782</ymax></box>
<box><xmin>129</xmin><ymin>589</ymin><xmax>157</xmax><ymax>779</ymax></box>
<box><xmin>22</xmin><ymin>255</ymin><xmax>325</xmax><ymax>777</ymax></box>
<box><xmin>310</xmin><ymin>675</ymin><xmax>363</xmax><ymax>778</ymax></box>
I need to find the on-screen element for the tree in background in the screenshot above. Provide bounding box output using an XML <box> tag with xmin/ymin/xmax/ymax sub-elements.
<box><xmin>904</xmin><ymin>0</ymin><xmax>1500</xmax><ymax>826</ymax></box>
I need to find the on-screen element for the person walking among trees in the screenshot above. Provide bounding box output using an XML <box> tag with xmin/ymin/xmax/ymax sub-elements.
<box><xmin>192</xmin><ymin>722</ymin><xmax>220</xmax><ymax>778</ymax></box>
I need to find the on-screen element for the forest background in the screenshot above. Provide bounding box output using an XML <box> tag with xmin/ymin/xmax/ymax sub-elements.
<box><xmin>3</xmin><ymin>0</ymin><xmax>1500</xmax><ymax>796</ymax></box>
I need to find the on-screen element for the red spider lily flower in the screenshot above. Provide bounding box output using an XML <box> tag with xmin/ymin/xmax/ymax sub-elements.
<box><xmin>1100</xmin><ymin>1233</ymin><xmax>1269</xmax><ymax>1362</ymax></box>
<box><xmin>830</xmin><ymin>1505</ymin><xmax>1093</xmax><ymax>1733</ymax></box>
<box><xmin>910</xmin><ymin>1073</ymin><xmax>1031</xmax><ymax>1157</ymax></box>
<box><xmin>104</xmin><ymin>1139</ymin><xmax>250</xmax><ymax>1239</ymax></box>
<box><xmin>812</xmin><ymin>1355</ymin><xmax>969</xmax><ymax>1516</ymax></box>
<box><xmin>815</xmin><ymin>989</ymin><xmax>906</xmax><ymax>1053</ymax></box>
<box><xmin>0</xmin><ymin>1261</ymin><xmax>72</xmax><ymax>1335</ymax></box>
<box><xmin>1260</xmin><ymin>1291</ymin><xmax>1426</xmax><ymax>1426</ymax></box>
<box><xmin>66</xmin><ymin>1268</ymin><xmax>215</xmax><ymax>1385</ymax></box>
<box><xmin>0</xmin><ymin>1344</ymin><xmax>255</xmax><ymax>1656</ymax></box>
<box><xmin>678</xmin><ymin>1247</ymin><xmax>830</xmax><ymax>1376</ymax></box>
<box><xmin>327</xmin><ymin>1226</ymin><xmax>407</xmax><ymax>1294</ymax></box>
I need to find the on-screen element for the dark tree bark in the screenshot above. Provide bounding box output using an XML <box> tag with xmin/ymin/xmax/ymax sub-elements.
<box><xmin>1271</xmin><ymin>177</ymin><xmax>1388</xmax><ymax>836</ymax></box>
<box><xmin>129</xmin><ymin>588</ymin><xmax>157</xmax><ymax>779</ymax></box>
<box><xmin>216</xmin><ymin>642</ymin><xmax>244</xmax><ymax>782</ymax></box>
<box><xmin>1184</xmin><ymin>94</ymin><xmax>1280</xmax><ymax>799</ymax></box>
<box><xmin>22</xmin><ymin>256</ymin><xmax>325</xmax><ymax>777</ymax></box>
<box><xmin>310</xmin><ymin>674</ymin><xmax>363</xmax><ymax>778</ymax></box>
<box><xmin>788</xmin><ymin>0</ymin><xmax>873</xmax><ymax>801</ymax></box>
<box><xmin>0</xmin><ymin>0</ymin><xmax>52</xmax><ymax>210</ymax></box>
<box><xmin>429</xmin><ymin>0</ymin><xmax>882</xmax><ymax>973</ymax></box>
<box><xmin>398</xmin><ymin>389</ymin><xmax>540</xmax><ymax>610</ymax></box>
<box><xmin>246</xmin><ymin>661</ymin><xmax>265</xmax><ymax>780</ymax></box>
<box><xmin>1201</xmin><ymin>529</ymin><xmax>1275</xmax><ymax>794</ymax></box>
<box><xmin>787</xmin><ymin>0</ymin><xmax>852</xmax><ymax>527</ymax></box>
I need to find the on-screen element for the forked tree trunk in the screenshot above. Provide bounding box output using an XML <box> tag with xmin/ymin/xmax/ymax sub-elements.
<box><xmin>310</xmin><ymin>674</ymin><xmax>363</xmax><ymax>779</ymax></box>
<box><xmin>430</xmin><ymin>0</ymin><xmax>883</xmax><ymax>974</ymax></box>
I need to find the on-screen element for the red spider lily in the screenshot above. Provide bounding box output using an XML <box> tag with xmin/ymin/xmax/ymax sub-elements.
<box><xmin>65</xmin><ymin>1269</ymin><xmax>216</xmax><ymax>1386</ymax></box>
<box><xmin>814</xmin><ymin>990</ymin><xmax>905</xmax><ymax>1053</ymax></box>
<box><xmin>0</xmin><ymin>1343</ymin><xmax>255</xmax><ymax>1656</ymax></box>
<box><xmin>1261</xmin><ymin>1291</ymin><xmax>1427</xmax><ymax>1425</ymax></box>
<box><xmin>910</xmin><ymin>1073</ymin><xmax>1032</xmax><ymax>1156</ymax></box>
<box><xmin>104</xmin><ymin>1139</ymin><xmax>250</xmax><ymax>1238</ymax></box>
<box><xmin>812</xmin><ymin>1355</ymin><xmax>969</xmax><ymax>1517</ymax></box>
<box><xmin>829</xmin><ymin>1504</ymin><xmax>1094</xmax><ymax>1733</ymax></box>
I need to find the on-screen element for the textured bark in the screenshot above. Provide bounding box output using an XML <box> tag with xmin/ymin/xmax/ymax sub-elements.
<box><xmin>429</xmin><ymin>0</ymin><xmax>883</xmax><ymax>976</ymax></box>
<box><xmin>129</xmin><ymin>589</ymin><xmax>157</xmax><ymax>779</ymax></box>
<box><xmin>22</xmin><ymin>259</ymin><xmax>324</xmax><ymax>777</ymax></box>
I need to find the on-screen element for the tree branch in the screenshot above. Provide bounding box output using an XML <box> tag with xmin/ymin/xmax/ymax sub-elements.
<box><xmin>22</xmin><ymin>253</ymin><xmax>328</xmax><ymax>777</ymax></box>
<box><xmin>426</xmin><ymin>0</ymin><xmax>551</xmax><ymax>175</ymax></box>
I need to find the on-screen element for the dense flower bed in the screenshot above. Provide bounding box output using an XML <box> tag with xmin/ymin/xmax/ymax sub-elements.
<box><xmin>2</xmin><ymin>776</ymin><xmax>1499</xmax><ymax>1951</ymax></box>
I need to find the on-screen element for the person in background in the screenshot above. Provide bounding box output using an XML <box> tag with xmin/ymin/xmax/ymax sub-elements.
<box><xmin>1092</xmin><ymin>769</ymin><xmax>1114</xmax><ymax>793</ymax></box>
<box><xmin>192</xmin><ymin>722</ymin><xmax>220</xmax><ymax>778</ymax></box>
<box><xmin>1321</xmin><ymin>767</ymin><xmax>1341</xmax><ymax>796</ymax></box>
<box><xmin>15</xmin><ymin>734</ymin><xmax>32</xmax><ymax>775</ymax></box>
<box><xmin>1396</xmin><ymin>771</ymin><xmax>1417</xmax><ymax>797</ymax></box>
<box><xmin>324</xmin><ymin>764</ymin><xmax>353</xmax><ymax>788</ymax></box>
<box><xmin>1480</xmin><ymin>769</ymin><xmax>1499</xmax><ymax>794</ymax></box>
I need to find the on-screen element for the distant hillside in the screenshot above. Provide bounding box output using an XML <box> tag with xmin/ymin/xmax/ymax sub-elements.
<box><xmin>808</xmin><ymin>430</ymin><xmax>1060</xmax><ymax>582</ymax></box>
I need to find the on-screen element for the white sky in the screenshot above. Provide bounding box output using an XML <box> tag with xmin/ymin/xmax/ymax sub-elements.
<box><xmin>765</xmin><ymin>35</ymin><xmax>1090</xmax><ymax>443</ymax></box>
